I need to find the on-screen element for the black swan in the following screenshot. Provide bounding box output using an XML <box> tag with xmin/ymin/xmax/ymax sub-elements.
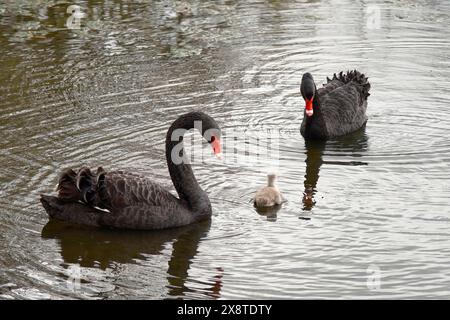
<box><xmin>253</xmin><ymin>173</ymin><xmax>282</xmax><ymax>207</ymax></box>
<box><xmin>300</xmin><ymin>70</ymin><xmax>371</xmax><ymax>140</ymax></box>
<box><xmin>40</xmin><ymin>111</ymin><xmax>222</xmax><ymax>230</ymax></box>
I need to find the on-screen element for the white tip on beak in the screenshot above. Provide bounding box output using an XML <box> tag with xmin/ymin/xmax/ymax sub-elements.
<box><xmin>215</xmin><ymin>152</ymin><xmax>223</xmax><ymax>160</ymax></box>
<box><xmin>305</xmin><ymin>109</ymin><xmax>314</xmax><ymax>117</ymax></box>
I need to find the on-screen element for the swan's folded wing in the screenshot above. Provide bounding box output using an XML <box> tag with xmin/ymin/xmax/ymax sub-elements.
<box><xmin>99</xmin><ymin>171</ymin><xmax>180</xmax><ymax>211</ymax></box>
<box><xmin>98</xmin><ymin>203</ymin><xmax>193</xmax><ymax>230</ymax></box>
<box><xmin>320</xmin><ymin>84</ymin><xmax>367</xmax><ymax>136</ymax></box>
<box><xmin>318</xmin><ymin>78</ymin><xmax>345</xmax><ymax>97</ymax></box>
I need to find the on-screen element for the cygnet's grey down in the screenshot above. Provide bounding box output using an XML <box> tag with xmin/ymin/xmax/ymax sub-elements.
<box><xmin>254</xmin><ymin>173</ymin><xmax>282</xmax><ymax>207</ymax></box>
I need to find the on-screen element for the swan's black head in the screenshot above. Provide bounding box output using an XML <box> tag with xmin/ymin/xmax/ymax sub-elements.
<box><xmin>168</xmin><ymin>111</ymin><xmax>222</xmax><ymax>158</ymax></box>
<box><xmin>300</xmin><ymin>73</ymin><xmax>316</xmax><ymax>117</ymax></box>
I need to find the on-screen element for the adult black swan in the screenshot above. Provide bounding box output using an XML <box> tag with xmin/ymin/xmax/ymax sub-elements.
<box><xmin>40</xmin><ymin>111</ymin><xmax>222</xmax><ymax>230</ymax></box>
<box><xmin>300</xmin><ymin>70</ymin><xmax>371</xmax><ymax>140</ymax></box>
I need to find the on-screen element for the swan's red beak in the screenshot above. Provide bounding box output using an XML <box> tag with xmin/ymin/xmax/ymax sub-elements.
<box><xmin>305</xmin><ymin>98</ymin><xmax>313</xmax><ymax>117</ymax></box>
<box><xmin>212</xmin><ymin>137</ymin><xmax>222</xmax><ymax>159</ymax></box>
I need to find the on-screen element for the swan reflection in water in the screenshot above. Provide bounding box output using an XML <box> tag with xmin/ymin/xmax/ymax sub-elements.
<box><xmin>41</xmin><ymin>219</ymin><xmax>223</xmax><ymax>298</ymax></box>
<box><xmin>302</xmin><ymin>126</ymin><xmax>369</xmax><ymax>212</ymax></box>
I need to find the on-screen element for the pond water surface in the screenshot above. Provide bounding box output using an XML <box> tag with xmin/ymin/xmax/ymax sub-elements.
<box><xmin>1</xmin><ymin>0</ymin><xmax>450</xmax><ymax>299</ymax></box>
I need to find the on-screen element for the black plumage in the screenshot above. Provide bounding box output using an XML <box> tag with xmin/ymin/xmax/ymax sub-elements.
<box><xmin>300</xmin><ymin>70</ymin><xmax>371</xmax><ymax>140</ymax></box>
<box><xmin>40</xmin><ymin>111</ymin><xmax>221</xmax><ymax>230</ymax></box>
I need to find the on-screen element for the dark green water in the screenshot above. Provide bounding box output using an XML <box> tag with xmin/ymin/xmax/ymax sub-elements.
<box><xmin>1</xmin><ymin>0</ymin><xmax>450</xmax><ymax>299</ymax></box>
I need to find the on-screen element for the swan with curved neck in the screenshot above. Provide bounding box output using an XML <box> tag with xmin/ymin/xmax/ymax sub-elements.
<box><xmin>40</xmin><ymin>111</ymin><xmax>221</xmax><ymax>230</ymax></box>
<box><xmin>300</xmin><ymin>70</ymin><xmax>371</xmax><ymax>140</ymax></box>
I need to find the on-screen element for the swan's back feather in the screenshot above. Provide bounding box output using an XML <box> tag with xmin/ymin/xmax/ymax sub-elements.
<box><xmin>43</xmin><ymin>167</ymin><xmax>202</xmax><ymax>230</ymax></box>
<box><xmin>320</xmin><ymin>69</ymin><xmax>370</xmax><ymax>103</ymax></box>
<box><xmin>101</xmin><ymin>171</ymin><xmax>182</xmax><ymax>208</ymax></box>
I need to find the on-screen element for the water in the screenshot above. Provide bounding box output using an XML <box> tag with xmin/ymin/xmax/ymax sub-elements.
<box><xmin>1</xmin><ymin>0</ymin><xmax>450</xmax><ymax>299</ymax></box>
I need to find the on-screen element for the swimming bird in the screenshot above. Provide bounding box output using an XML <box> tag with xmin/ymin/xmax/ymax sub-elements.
<box><xmin>40</xmin><ymin>111</ymin><xmax>222</xmax><ymax>230</ymax></box>
<box><xmin>254</xmin><ymin>173</ymin><xmax>282</xmax><ymax>207</ymax></box>
<box><xmin>300</xmin><ymin>70</ymin><xmax>371</xmax><ymax>140</ymax></box>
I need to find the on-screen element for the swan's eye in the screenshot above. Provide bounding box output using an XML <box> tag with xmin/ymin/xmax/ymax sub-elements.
<box><xmin>210</xmin><ymin>136</ymin><xmax>216</xmax><ymax>143</ymax></box>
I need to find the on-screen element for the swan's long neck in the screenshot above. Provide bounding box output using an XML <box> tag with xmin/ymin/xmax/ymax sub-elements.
<box><xmin>165</xmin><ymin>115</ymin><xmax>208</xmax><ymax>211</ymax></box>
